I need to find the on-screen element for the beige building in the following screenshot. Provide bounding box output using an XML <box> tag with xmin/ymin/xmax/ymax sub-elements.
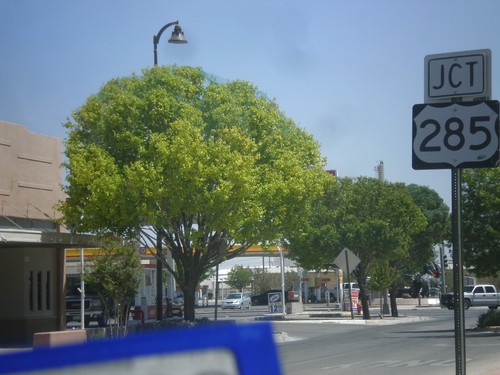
<box><xmin>0</xmin><ymin>120</ymin><xmax>95</xmax><ymax>345</ymax></box>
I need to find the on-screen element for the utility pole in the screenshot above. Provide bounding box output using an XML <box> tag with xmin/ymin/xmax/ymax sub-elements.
<box><xmin>152</xmin><ymin>20</ymin><xmax>187</xmax><ymax>321</ymax></box>
<box><xmin>375</xmin><ymin>161</ymin><xmax>390</xmax><ymax>315</ymax></box>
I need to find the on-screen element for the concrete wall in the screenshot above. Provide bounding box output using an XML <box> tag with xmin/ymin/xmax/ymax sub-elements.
<box><xmin>0</xmin><ymin>120</ymin><xmax>65</xmax><ymax>228</ymax></box>
<box><xmin>0</xmin><ymin>121</ymin><xmax>67</xmax><ymax>344</ymax></box>
<box><xmin>0</xmin><ymin>247</ymin><xmax>65</xmax><ymax>344</ymax></box>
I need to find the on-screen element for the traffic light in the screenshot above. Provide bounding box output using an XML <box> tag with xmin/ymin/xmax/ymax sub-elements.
<box><xmin>443</xmin><ymin>254</ymin><xmax>448</xmax><ymax>268</ymax></box>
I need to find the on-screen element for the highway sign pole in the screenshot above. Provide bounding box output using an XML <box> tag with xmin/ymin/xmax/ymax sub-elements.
<box><xmin>413</xmin><ymin>98</ymin><xmax>500</xmax><ymax>375</ymax></box>
<box><xmin>416</xmin><ymin>49</ymin><xmax>494</xmax><ymax>375</ymax></box>
<box><xmin>451</xmin><ymin>168</ymin><xmax>466</xmax><ymax>375</ymax></box>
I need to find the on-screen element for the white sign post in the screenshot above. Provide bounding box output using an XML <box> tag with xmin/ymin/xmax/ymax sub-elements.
<box><xmin>412</xmin><ymin>100</ymin><xmax>499</xmax><ymax>170</ymax></box>
<box><xmin>425</xmin><ymin>49</ymin><xmax>491</xmax><ymax>103</ymax></box>
<box><xmin>334</xmin><ymin>248</ymin><xmax>360</xmax><ymax>272</ymax></box>
<box><xmin>415</xmin><ymin>49</ymin><xmax>495</xmax><ymax>375</ymax></box>
<box><xmin>334</xmin><ymin>248</ymin><xmax>360</xmax><ymax>319</ymax></box>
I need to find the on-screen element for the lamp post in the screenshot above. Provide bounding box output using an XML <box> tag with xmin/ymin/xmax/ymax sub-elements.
<box><xmin>153</xmin><ymin>21</ymin><xmax>187</xmax><ymax>66</ymax></box>
<box><xmin>80</xmin><ymin>247</ymin><xmax>85</xmax><ymax>329</ymax></box>
<box><xmin>278</xmin><ymin>244</ymin><xmax>286</xmax><ymax>316</ymax></box>
<box><xmin>153</xmin><ymin>20</ymin><xmax>187</xmax><ymax>321</ymax></box>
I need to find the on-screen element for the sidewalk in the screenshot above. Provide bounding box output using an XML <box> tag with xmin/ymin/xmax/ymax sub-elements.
<box><xmin>0</xmin><ymin>299</ymin><xmax>439</xmax><ymax>355</ymax></box>
<box><xmin>259</xmin><ymin>301</ymin><xmax>434</xmax><ymax>325</ymax></box>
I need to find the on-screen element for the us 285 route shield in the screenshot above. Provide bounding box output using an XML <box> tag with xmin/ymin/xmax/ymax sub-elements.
<box><xmin>412</xmin><ymin>100</ymin><xmax>499</xmax><ymax>170</ymax></box>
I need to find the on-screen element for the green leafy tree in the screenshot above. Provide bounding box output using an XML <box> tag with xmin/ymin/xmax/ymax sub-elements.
<box><xmin>286</xmin><ymin>181</ymin><xmax>342</xmax><ymax>271</ymax></box>
<box><xmin>288</xmin><ymin>177</ymin><xmax>426</xmax><ymax>319</ymax></box>
<box><xmin>226</xmin><ymin>265</ymin><xmax>253</xmax><ymax>291</ymax></box>
<box><xmin>252</xmin><ymin>269</ymin><xmax>275</xmax><ymax>294</ymax></box>
<box><xmin>59</xmin><ymin>66</ymin><xmax>329</xmax><ymax>321</ymax></box>
<box><xmin>251</xmin><ymin>270</ymin><xmax>298</xmax><ymax>295</ymax></box>
<box><xmin>84</xmin><ymin>240</ymin><xmax>141</xmax><ymax>336</ymax></box>
<box><xmin>368</xmin><ymin>259</ymin><xmax>399</xmax><ymax>313</ymax></box>
<box><xmin>405</xmin><ymin>184</ymin><xmax>450</xmax><ymax>268</ymax></box>
<box><xmin>381</xmin><ymin>184</ymin><xmax>450</xmax><ymax>316</ymax></box>
<box><xmin>285</xmin><ymin>271</ymin><xmax>299</xmax><ymax>291</ymax></box>
<box><xmin>462</xmin><ymin>168</ymin><xmax>500</xmax><ymax>277</ymax></box>
<box><xmin>368</xmin><ymin>259</ymin><xmax>398</xmax><ymax>294</ymax></box>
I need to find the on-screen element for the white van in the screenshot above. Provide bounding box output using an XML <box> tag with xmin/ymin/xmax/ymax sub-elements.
<box><xmin>342</xmin><ymin>282</ymin><xmax>360</xmax><ymax>290</ymax></box>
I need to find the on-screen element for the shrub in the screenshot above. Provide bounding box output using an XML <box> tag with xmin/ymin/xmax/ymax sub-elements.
<box><xmin>477</xmin><ymin>309</ymin><xmax>500</xmax><ymax>328</ymax></box>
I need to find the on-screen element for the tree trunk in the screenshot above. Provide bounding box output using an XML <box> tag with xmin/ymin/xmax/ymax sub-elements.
<box><xmin>354</xmin><ymin>266</ymin><xmax>370</xmax><ymax>320</ymax></box>
<box><xmin>183</xmin><ymin>288</ymin><xmax>196</xmax><ymax>321</ymax></box>
<box><xmin>359</xmin><ymin>284</ymin><xmax>371</xmax><ymax>320</ymax></box>
<box><xmin>389</xmin><ymin>285</ymin><xmax>399</xmax><ymax>317</ymax></box>
<box><xmin>180</xmin><ymin>272</ymin><xmax>201</xmax><ymax>322</ymax></box>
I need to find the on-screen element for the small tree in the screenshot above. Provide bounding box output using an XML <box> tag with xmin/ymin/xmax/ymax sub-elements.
<box><xmin>226</xmin><ymin>265</ymin><xmax>253</xmax><ymax>291</ymax></box>
<box><xmin>252</xmin><ymin>269</ymin><xmax>298</xmax><ymax>294</ymax></box>
<box><xmin>368</xmin><ymin>259</ymin><xmax>399</xmax><ymax>316</ymax></box>
<box><xmin>285</xmin><ymin>271</ymin><xmax>299</xmax><ymax>291</ymax></box>
<box><xmin>252</xmin><ymin>269</ymin><xmax>274</xmax><ymax>294</ymax></box>
<box><xmin>84</xmin><ymin>240</ymin><xmax>141</xmax><ymax>337</ymax></box>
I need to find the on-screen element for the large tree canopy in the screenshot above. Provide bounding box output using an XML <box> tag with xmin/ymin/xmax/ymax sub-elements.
<box><xmin>379</xmin><ymin>184</ymin><xmax>450</xmax><ymax>316</ymax></box>
<box><xmin>405</xmin><ymin>184</ymin><xmax>450</xmax><ymax>273</ymax></box>
<box><xmin>60</xmin><ymin>66</ymin><xmax>330</xmax><ymax>320</ymax></box>
<box><xmin>287</xmin><ymin>177</ymin><xmax>427</xmax><ymax>319</ymax></box>
<box><xmin>462</xmin><ymin>168</ymin><xmax>500</xmax><ymax>277</ymax></box>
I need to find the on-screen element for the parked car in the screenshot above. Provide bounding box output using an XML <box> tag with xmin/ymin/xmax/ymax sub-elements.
<box><xmin>221</xmin><ymin>292</ymin><xmax>252</xmax><ymax>309</ymax></box>
<box><xmin>251</xmin><ymin>289</ymin><xmax>290</xmax><ymax>306</ymax></box>
<box><xmin>66</xmin><ymin>294</ymin><xmax>107</xmax><ymax>327</ymax></box>
<box><xmin>325</xmin><ymin>290</ymin><xmax>338</xmax><ymax>303</ymax></box>
<box><xmin>396</xmin><ymin>287</ymin><xmax>412</xmax><ymax>298</ymax></box>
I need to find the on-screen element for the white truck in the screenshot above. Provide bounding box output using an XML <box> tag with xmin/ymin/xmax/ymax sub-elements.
<box><xmin>440</xmin><ymin>284</ymin><xmax>500</xmax><ymax>310</ymax></box>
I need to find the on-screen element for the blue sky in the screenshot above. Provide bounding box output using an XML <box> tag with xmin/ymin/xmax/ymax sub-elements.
<box><xmin>2</xmin><ymin>0</ymin><xmax>500</xmax><ymax>208</ymax></box>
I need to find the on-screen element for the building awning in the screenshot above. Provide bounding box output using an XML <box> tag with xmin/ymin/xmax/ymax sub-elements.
<box><xmin>0</xmin><ymin>228</ymin><xmax>100</xmax><ymax>248</ymax></box>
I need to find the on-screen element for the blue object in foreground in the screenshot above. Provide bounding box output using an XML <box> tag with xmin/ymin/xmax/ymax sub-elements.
<box><xmin>0</xmin><ymin>322</ymin><xmax>282</xmax><ymax>375</ymax></box>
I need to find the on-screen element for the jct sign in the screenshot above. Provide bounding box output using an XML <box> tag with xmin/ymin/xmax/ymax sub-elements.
<box><xmin>412</xmin><ymin>100</ymin><xmax>499</xmax><ymax>169</ymax></box>
<box><xmin>425</xmin><ymin>49</ymin><xmax>491</xmax><ymax>102</ymax></box>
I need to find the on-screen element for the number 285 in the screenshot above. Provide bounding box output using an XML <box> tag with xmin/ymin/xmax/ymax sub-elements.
<box><xmin>419</xmin><ymin>116</ymin><xmax>491</xmax><ymax>152</ymax></box>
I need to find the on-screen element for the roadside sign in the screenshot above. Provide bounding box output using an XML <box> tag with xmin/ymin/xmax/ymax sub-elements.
<box><xmin>334</xmin><ymin>248</ymin><xmax>360</xmax><ymax>320</ymax></box>
<box><xmin>343</xmin><ymin>289</ymin><xmax>359</xmax><ymax>312</ymax></box>
<box><xmin>425</xmin><ymin>49</ymin><xmax>491</xmax><ymax>102</ymax></box>
<box><xmin>412</xmin><ymin>100</ymin><xmax>499</xmax><ymax>170</ymax></box>
<box><xmin>268</xmin><ymin>291</ymin><xmax>283</xmax><ymax>313</ymax></box>
<box><xmin>334</xmin><ymin>248</ymin><xmax>360</xmax><ymax>272</ymax></box>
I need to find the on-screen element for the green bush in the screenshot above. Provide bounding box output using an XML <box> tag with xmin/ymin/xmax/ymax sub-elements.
<box><xmin>477</xmin><ymin>309</ymin><xmax>500</xmax><ymax>328</ymax></box>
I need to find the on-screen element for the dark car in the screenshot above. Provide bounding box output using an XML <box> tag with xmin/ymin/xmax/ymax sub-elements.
<box><xmin>168</xmin><ymin>300</ymin><xmax>184</xmax><ymax>317</ymax></box>
<box><xmin>66</xmin><ymin>294</ymin><xmax>107</xmax><ymax>327</ymax></box>
<box><xmin>440</xmin><ymin>292</ymin><xmax>454</xmax><ymax>309</ymax></box>
<box><xmin>65</xmin><ymin>281</ymin><xmax>107</xmax><ymax>327</ymax></box>
<box><xmin>251</xmin><ymin>289</ymin><xmax>291</xmax><ymax>306</ymax></box>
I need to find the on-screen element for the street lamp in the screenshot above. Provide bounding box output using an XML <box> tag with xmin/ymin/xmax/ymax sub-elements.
<box><xmin>153</xmin><ymin>20</ymin><xmax>187</xmax><ymax>321</ymax></box>
<box><xmin>153</xmin><ymin>21</ymin><xmax>187</xmax><ymax>66</ymax></box>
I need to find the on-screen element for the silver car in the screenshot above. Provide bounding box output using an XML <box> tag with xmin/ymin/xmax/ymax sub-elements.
<box><xmin>221</xmin><ymin>292</ymin><xmax>252</xmax><ymax>309</ymax></box>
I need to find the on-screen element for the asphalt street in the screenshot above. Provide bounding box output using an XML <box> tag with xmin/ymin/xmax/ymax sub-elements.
<box><xmin>2</xmin><ymin>304</ymin><xmax>500</xmax><ymax>375</ymax></box>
